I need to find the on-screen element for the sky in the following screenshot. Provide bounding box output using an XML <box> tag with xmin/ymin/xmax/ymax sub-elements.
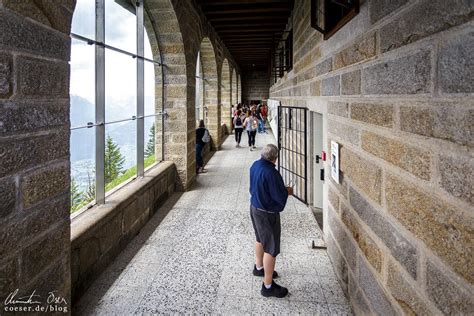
<box><xmin>70</xmin><ymin>0</ymin><xmax>156</xmax><ymax>122</ymax></box>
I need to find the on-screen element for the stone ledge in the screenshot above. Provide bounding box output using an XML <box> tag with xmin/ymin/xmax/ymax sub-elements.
<box><xmin>71</xmin><ymin>161</ymin><xmax>177</xmax><ymax>302</ymax></box>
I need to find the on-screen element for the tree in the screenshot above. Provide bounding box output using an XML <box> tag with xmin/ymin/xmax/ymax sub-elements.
<box><xmin>84</xmin><ymin>170</ymin><xmax>96</xmax><ymax>202</ymax></box>
<box><xmin>145</xmin><ymin>124</ymin><xmax>155</xmax><ymax>158</ymax></box>
<box><xmin>105</xmin><ymin>135</ymin><xmax>125</xmax><ymax>184</ymax></box>
<box><xmin>70</xmin><ymin>178</ymin><xmax>83</xmax><ymax>211</ymax></box>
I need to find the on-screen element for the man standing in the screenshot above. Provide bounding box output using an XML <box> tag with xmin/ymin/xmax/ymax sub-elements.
<box><xmin>249</xmin><ymin>144</ymin><xmax>293</xmax><ymax>298</ymax></box>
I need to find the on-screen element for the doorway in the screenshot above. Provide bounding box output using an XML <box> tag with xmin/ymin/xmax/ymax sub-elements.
<box><xmin>311</xmin><ymin>112</ymin><xmax>324</xmax><ymax>210</ymax></box>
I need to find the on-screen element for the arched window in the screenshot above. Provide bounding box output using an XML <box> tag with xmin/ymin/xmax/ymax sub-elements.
<box><xmin>70</xmin><ymin>0</ymin><xmax>162</xmax><ymax>214</ymax></box>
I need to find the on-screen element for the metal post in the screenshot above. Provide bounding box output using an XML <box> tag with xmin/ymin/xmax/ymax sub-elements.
<box><xmin>136</xmin><ymin>0</ymin><xmax>144</xmax><ymax>177</ymax></box>
<box><xmin>304</xmin><ymin>108</ymin><xmax>308</xmax><ymax>202</ymax></box>
<box><xmin>95</xmin><ymin>0</ymin><xmax>105</xmax><ymax>204</ymax></box>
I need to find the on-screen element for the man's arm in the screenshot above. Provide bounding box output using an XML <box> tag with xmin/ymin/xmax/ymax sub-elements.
<box><xmin>267</xmin><ymin>170</ymin><xmax>289</xmax><ymax>210</ymax></box>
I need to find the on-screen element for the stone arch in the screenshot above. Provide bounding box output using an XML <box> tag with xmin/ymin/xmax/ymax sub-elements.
<box><xmin>199</xmin><ymin>37</ymin><xmax>220</xmax><ymax>150</ymax></box>
<box><xmin>220</xmin><ymin>59</ymin><xmax>231</xmax><ymax>135</ymax></box>
<box><xmin>145</xmin><ymin>1</ymin><xmax>190</xmax><ymax>189</ymax></box>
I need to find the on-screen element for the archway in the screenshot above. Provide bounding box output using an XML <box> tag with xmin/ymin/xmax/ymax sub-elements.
<box><xmin>232</xmin><ymin>68</ymin><xmax>238</xmax><ymax>107</ymax></box>
<box><xmin>199</xmin><ymin>37</ymin><xmax>220</xmax><ymax>150</ymax></box>
<box><xmin>221</xmin><ymin>59</ymin><xmax>231</xmax><ymax>136</ymax></box>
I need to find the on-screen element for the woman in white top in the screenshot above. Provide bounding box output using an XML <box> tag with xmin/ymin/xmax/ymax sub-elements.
<box><xmin>243</xmin><ymin>110</ymin><xmax>258</xmax><ymax>151</ymax></box>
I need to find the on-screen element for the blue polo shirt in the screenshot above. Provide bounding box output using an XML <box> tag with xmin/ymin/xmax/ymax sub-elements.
<box><xmin>249</xmin><ymin>158</ymin><xmax>288</xmax><ymax>213</ymax></box>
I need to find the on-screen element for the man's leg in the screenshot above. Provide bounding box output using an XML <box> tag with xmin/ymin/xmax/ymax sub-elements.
<box><xmin>263</xmin><ymin>253</ymin><xmax>276</xmax><ymax>286</ymax></box>
<box><xmin>255</xmin><ymin>242</ymin><xmax>264</xmax><ymax>268</ymax></box>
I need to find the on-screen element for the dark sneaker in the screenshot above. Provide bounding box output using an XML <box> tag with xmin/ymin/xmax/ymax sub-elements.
<box><xmin>261</xmin><ymin>281</ymin><xmax>288</xmax><ymax>298</ymax></box>
<box><xmin>253</xmin><ymin>265</ymin><xmax>279</xmax><ymax>278</ymax></box>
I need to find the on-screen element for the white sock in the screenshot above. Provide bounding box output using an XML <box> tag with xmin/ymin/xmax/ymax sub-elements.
<box><xmin>264</xmin><ymin>283</ymin><xmax>272</xmax><ymax>289</ymax></box>
<box><xmin>256</xmin><ymin>265</ymin><xmax>263</xmax><ymax>271</ymax></box>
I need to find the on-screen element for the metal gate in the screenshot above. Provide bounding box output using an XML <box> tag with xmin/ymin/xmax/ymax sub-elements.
<box><xmin>277</xmin><ymin>106</ymin><xmax>308</xmax><ymax>203</ymax></box>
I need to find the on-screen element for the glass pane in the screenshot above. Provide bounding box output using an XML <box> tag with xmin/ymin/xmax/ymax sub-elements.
<box><xmin>144</xmin><ymin>116</ymin><xmax>157</xmax><ymax>169</ymax></box>
<box><xmin>144</xmin><ymin>60</ymin><xmax>155</xmax><ymax>116</ymax></box>
<box><xmin>105</xmin><ymin>48</ymin><xmax>136</xmax><ymax>122</ymax></box>
<box><xmin>105</xmin><ymin>0</ymin><xmax>136</xmax><ymax>54</ymax></box>
<box><xmin>70</xmin><ymin>127</ymin><xmax>95</xmax><ymax>213</ymax></box>
<box><xmin>144</xmin><ymin>27</ymin><xmax>154</xmax><ymax>60</ymax></box>
<box><xmin>70</xmin><ymin>39</ymin><xmax>95</xmax><ymax>124</ymax></box>
<box><xmin>105</xmin><ymin>120</ymin><xmax>136</xmax><ymax>194</ymax></box>
<box><xmin>71</xmin><ymin>0</ymin><xmax>95</xmax><ymax>39</ymax></box>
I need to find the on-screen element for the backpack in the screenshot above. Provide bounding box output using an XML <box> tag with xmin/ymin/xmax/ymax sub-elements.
<box><xmin>235</xmin><ymin>116</ymin><xmax>242</xmax><ymax>126</ymax></box>
<box><xmin>202</xmin><ymin>129</ymin><xmax>210</xmax><ymax>143</ymax></box>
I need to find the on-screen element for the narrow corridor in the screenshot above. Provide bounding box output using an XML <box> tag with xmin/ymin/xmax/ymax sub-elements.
<box><xmin>75</xmin><ymin>133</ymin><xmax>352</xmax><ymax>315</ymax></box>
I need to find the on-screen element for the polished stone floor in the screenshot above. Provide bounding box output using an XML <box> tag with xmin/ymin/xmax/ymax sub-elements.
<box><xmin>75</xmin><ymin>131</ymin><xmax>352</xmax><ymax>315</ymax></box>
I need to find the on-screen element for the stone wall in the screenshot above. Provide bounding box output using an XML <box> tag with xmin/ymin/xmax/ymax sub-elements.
<box><xmin>0</xmin><ymin>1</ymin><xmax>73</xmax><ymax>312</ymax></box>
<box><xmin>270</xmin><ymin>0</ymin><xmax>474</xmax><ymax>314</ymax></box>
<box><xmin>242</xmin><ymin>70</ymin><xmax>270</xmax><ymax>103</ymax></box>
<box><xmin>71</xmin><ymin>162</ymin><xmax>176</xmax><ymax>301</ymax></box>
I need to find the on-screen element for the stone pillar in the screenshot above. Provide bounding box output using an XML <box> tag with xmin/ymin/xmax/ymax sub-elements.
<box><xmin>0</xmin><ymin>1</ymin><xmax>72</xmax><ymax>311</ymax></box>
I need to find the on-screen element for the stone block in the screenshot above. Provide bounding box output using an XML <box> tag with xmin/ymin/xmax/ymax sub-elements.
<box><xmin>326</xmin><ymin>233</ymin><xmax>349</xmax><ymax>293</ymax></box>
<box><xmin>341</xmin><ymin>70</ymin><xmax>361</xmax><ymax>95</ymax></box>
<box><xmin>21</xmin><ymin>164</ymin><xmax>69</xmax><ymax>208</ymax></box>
<box><xmin>388</xmin><ymin>175</ymin><xmax>473</xmax><ymax>282</ymax></box>
<box><xmin>349</xmin><ymin>187</ymin><xmax>418</xmax><ymax>278</ymax></box>
<box><xmin>350</xmin><ymin>103</ymin><xmax>393</xmax><ymax>127</ymax></box>
<box><xmin>21</xmin><ymin>225</ymin><xmax>68</xmax><ymax>281</ymax></box>
<box><xmin>341</xmin><ymin>203</ymin><xmax>382</xmax><ymax>273</ymax></box>
<box><xmin>358</xmin><ymin>255</ymin><xmax>397</xmax><ymax>316</ymax></box>
<box><xmin>0</xmin><ymin>52</ymin><xmax>12</xmax><ymax>98</ymax></box>
<box><xmin>328</xmin><ymin>120</ymin><xmax>360</xmax><ymax>146</ymax></box>
<box><xmin>0</xmin><ymin>258</ymin><xmax>18</xmax><ymax>308</ymax></box>
<box><xmin>97</xmin><ymin>214</ymin><xmax>123</xmax><ymax>254</ymax></box>
<box><xmin>426</xmin><ymin>260</ymin><xmax>474</xmax><ymax>315</ymax></box>
<box><xmin>0</xmin><ymin>11</ymin><xmax>70</xmax><ymax>60</ymax></box>
<box><xmin>0</xmin><ymin>176</ymin><xmax>16</xmax><ymax>219</ymax></box>
<box><xmin>340</xmin><ymin>148</ymin><xmax>381</xmax><ymax>204</ymax></box>
<box><xmin>334</xmin><ymin>34</ymin><xmax>376</xmax><ymax>70</ymax></box>
<box><xmin>362</xmin><ymin>131</ymin><xmax>431</xmax><ymax>180</ymax></box>
<box><xmin>439</xmin><ymin>154</ymin><xmax>473</xmax><ymax>205</ymax></box>
<box><xmin>327</xmin><ymin>101</ymin><xmax>349</xmax><ymax>118</ymax></box>
<box><xmin>380</xmin><ymin>0</ymin><xmax>474</xmax><ymax>53</ymax></box>
<box><xmin>400</xmin><ymin>104</ymin><xmax>474</xmax><ymax>147</ymax></box>
<box><xmin>310</xmin><ymin>80</ymin><xmax>321</xmax><ymax>96</ymax></box>
<box><xmin>79</xmin><ymin>238</ymin><xmax>101</xmax><ymax>276</ymax></box>
<box><xmin>0</xmin><ymin>100</ymin><xmax>68</xmax><ymax>135</ymax></box>
<box><xmin>328</xmin><ymin>185</ymin><xmax>339</xmax><ymax>212</ymax></box>
<box><xmin>362</xmin><ymin>50</ymin><xmax>431</xmax><ymax>95</ymax></box>
<box><xmin>369</xmin><ymin>0</ymin><xmax>408</xmax><ymax>24</ymax></box>
<box><xmin>17</xmin><ymin>56</ymin><xmax>69</xmax><ymax>97</ymax></box>
<box><xmin>439</xmin><ymin>30</ymin><xmax>474</xmax><ymax>93</ymax></box>
<box><xmin>321</xmin><ymin>76</ymin><xmax>340</xmax><ymax>96</ymax></box>
<box><xmin>315</xmin><ymin>58</ymin><xmax>332</xmax><ymax>76</ymax></box>
<box><xmin>387</xmin><ymin>260</ymin><xmax>436</xmax><ymax>315</ymax></box>
<box><xmin>328</xmin><ymin>208</ymin><xmax>357</xmax><ymax>271</ymax></box>
<box><xmin>352</xmin><ymin>289</ymin><xmax>373</xmax><ymax>315</ymax></box>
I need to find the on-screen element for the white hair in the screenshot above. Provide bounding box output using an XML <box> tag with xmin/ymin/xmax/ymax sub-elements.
<box><xmin>261</xmin><ymin>144</ymin><xmax>279</xmax><ymax>162</ymax></box>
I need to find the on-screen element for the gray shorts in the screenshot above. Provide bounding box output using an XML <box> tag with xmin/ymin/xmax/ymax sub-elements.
<box><xmin>250</xmin><ymin>205</ymin><xmax>281</xmax><ymax>257</ymax></box>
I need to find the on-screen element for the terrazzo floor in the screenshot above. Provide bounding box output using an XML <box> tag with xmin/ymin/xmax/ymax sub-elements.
<box><xmin>75</xmin><ymin>131</ymin><xmax>352</xmax><ymax>315</ymax></box>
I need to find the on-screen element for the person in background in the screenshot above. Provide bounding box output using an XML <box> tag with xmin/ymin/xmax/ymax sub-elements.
<box><xmin>233</xmin><ymin>109</ymin><xmax>244</xmax><ymax>147</ymax></box>
<box><xmin>195</xmin><ymin>119</ymin><xmax>209</xmax><ymax>174</ymax></box>
<box><xmin>256</xmin><ymin>104</ymin><xmax>264</xmax><ymax>134</ymax></box>
<box><xmin>249</xmin><ymin>144</ymin><xmax>293</xmax><ymax>298</ymax></box>
<box><xmin>260</xmin><ymin>104</ymin><xmax>268</xmax><ymax>134</ymax></box>
<box><xmin>244</xmin><ymin>110</ymin><xmax>258</xmax><ymax>151</ymax></box>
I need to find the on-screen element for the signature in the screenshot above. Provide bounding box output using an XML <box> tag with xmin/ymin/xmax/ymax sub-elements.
<box><xmin>47</xmin><ymin>291</ymin><xmax>68</xmax><ymax>305</ymax></box>
<box><xmin>5</xmin><ymin>289</ymin><xmax>41</xmax><ymax>305</ymax></box>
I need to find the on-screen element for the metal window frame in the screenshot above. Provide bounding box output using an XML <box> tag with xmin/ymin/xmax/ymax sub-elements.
<box><xmin>72</xmin><ymin>0</ymin><xmax>165</xmax><ymax>207</ymax></box>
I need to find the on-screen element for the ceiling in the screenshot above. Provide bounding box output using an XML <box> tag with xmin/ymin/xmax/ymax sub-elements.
<box><xmin>197</xmin><ymin>0</ymin><xmax>294</xmax><ymax>73</ymax></box>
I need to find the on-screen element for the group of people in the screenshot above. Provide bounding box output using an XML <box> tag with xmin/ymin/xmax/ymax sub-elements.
<box><xmin>232</xmin><ymin>102</ymin><xmax>268</xmax><ymax>151</ymax></box>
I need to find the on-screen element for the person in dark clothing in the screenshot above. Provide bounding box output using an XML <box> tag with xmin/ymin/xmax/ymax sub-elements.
<box><xmin>249</xmin><ymin>144</ymin><xmax>293</xmax><ymax>298</ymax></box>
<box><xmin>195</xmin><ymin>120</ymin><xmax>209</xmax><ymax>173</ymax></box>
<box><xmin>233</xmin><ymin>110</ymin><xmax>244</xmax><ymax>147</ymax></box>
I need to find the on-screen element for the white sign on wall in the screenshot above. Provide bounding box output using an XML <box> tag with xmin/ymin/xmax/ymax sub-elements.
<box><xmin>331</xmin><ymin>141</ymin><xmax>340</xmax><ymax>184</ymax></box>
